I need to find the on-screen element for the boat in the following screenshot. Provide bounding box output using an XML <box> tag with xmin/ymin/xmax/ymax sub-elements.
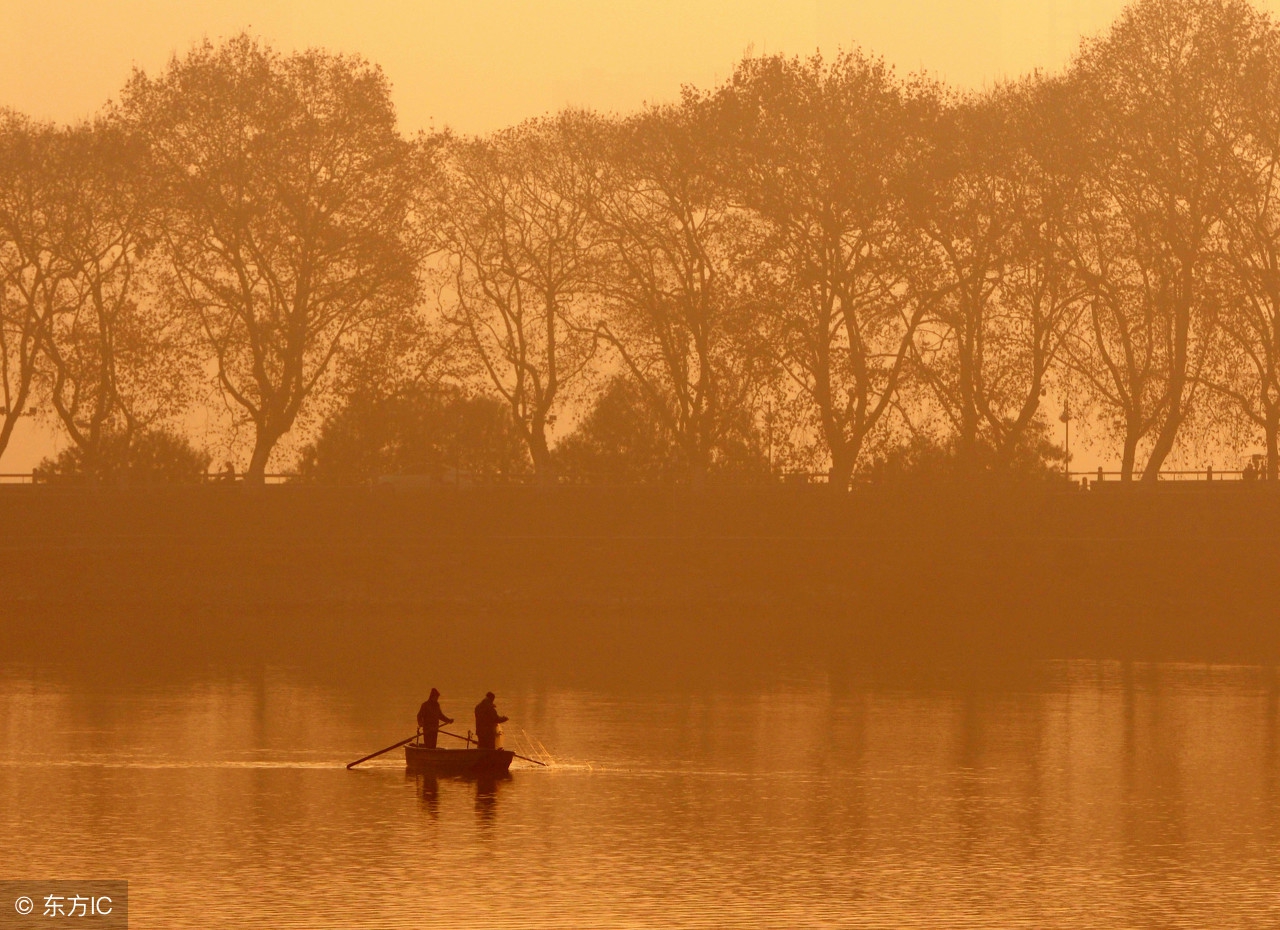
<box><xmin>404</xmin><ymin>744</ymin><xmax>515</xmax><ymax>776</ymax></box>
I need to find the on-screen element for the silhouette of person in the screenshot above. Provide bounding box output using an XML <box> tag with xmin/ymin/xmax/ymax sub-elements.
<box><xmin>474</xmin><ymin>692</ymin><xmax>509</xmax><ymax>750</ymax></box>
<box><xmin>417</xmin><ymin>688</ymin><xmax>454</xmax><ymax>749</ymax></box>
<box><xmin>1245</xmin><ymin>461</ymin><xmax>1258</xmax><ymax>482</ymax></box>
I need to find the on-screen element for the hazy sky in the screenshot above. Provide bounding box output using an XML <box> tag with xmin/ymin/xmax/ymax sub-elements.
<box><xmin>0</xmin><ymin>0</ymin><xmax>1193</xmax><ymax>136</ymax></box>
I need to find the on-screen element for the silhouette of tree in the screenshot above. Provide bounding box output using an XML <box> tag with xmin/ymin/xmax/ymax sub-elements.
<box><xmin>0</xmin><ymin>114</ymin><xmax>71</xmax><ymax>462</ymax></box>
<box><xmin>1065</xmin><ymin>0</ymin><xmax>1255</xmax><ymax>480</ymax></box>
<box><xmin>588</xmin><ymin>101</ymin><xmax>765</xmax><ymax>484</ymax></box>
<box><xmin>1205</xmin><ymin>9</ymin><xmax>1280</xmax><ymax>478</ymax></box>
<box><xmin>296</xmin><ymin>386</ymin><xmax>527</xmax><ymax>483</ymax></box>
<box><xmin>907</xmin><ymin>79</ymin><xmax>1084</xmax><ymax>475</ymax></box>
<box><xmin>867</xmin><ymin>418</ymin><xmax>1068</xmax><ymax>483</ymax></box>
<box><xmin>552</xmin><ymin>376</ymin><xmax>678</xmax><ymax>482</ymax></box>
<box><xmin>121</xmin><ymin>35</ymin><xmax>421</xmax><ymax>483</ymax></box>
<box><xmin>36</xmin><ymin>119</ymin><xmax>194</xmax><ymax>474</ymax></box>
<box><xmin>433</xmin><ymin>113</ymin><xmax>601</xmax><ymax>483</ymax></box>
<box><xmin>35</xmin><ymin>426</ymin><xmax>210</xmax><ymax>484</ymax></box>
<box><xmin>554</xmin><ymin>374</ymin><xmax>768</xmax><ymax>482</ymax></box>
<box><xmin>711</xmin><ymin>51</ymin><xmax>925</xmax><ymax>488</ymax></box>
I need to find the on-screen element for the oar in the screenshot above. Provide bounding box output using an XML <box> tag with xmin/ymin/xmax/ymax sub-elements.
<box><xmin>438</xmin><ymin>728</ymin><xmax>549</xmax><ymax>767</ymax></box>
<box><xmin>346</xmin><ymin>733</ymin><xmax>419</xmax><ymax>769</ymax></box>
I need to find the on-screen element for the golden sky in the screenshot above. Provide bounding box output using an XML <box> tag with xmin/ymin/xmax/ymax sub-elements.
<box><xmin>0</xmin><ymin>0</ymin><xmax>1224</xmax><ymax>136</ymax></box>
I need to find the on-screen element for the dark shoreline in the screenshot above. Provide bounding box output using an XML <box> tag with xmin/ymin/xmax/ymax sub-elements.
<box><xmin>2</xmin><ymin>484</ymin><xmax>1278</xmax><ymax>669</ymax></box>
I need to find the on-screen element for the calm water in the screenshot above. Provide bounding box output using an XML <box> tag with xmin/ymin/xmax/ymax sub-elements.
<box><xmin>3</xmin><ymin>661</ymin><xmax>1280</xmax><ymax>928</ymax></box>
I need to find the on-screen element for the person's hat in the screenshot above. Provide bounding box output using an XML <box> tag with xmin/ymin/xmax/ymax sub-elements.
<box><xmin>429</xmin><ymin>688</ymin><xmax>440</xmax><ymax>697</ymax></box>
<box><xmin>485</xmin><ymin>691</ymin><xmax>495</xmax><ymax>700</ymax></box>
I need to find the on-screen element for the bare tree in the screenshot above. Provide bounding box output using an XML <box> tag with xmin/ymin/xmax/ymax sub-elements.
<box><xmin>1205</xmin><ymin>14</ymin><xmax>1280</xmax><ymax>477</ymax></box>
<box><xmin>907</xmin><ymin>80</ymin><xmax>1083</xmax><ymax>474</ymax></box>
<box><xmin>1066</xmin><ymin>0</ymin><xmax>1255</xmax><ymax>480</ymax></box>
<box><xmin>711</xmin><ymin>52</ymin><xmax>925</xmax><ymax>488</ymax></box>
<box><xmin>0</xmin><ymin>113</ymin><xmax>68</xmax><ymax>462</ymax></box>
<box><xmin>589</xmin><ymin>101</ymin><xmax>764</xmax><ymax>483</ymax></box>
<box><xmin>433</xmin><ymin>113</ymin><xmax>600</xmax><ymax>481</ymax></box>
<box><xmin>906</xmin><ymin>94</ymin><xmax>1006</xmax><ymax>470</ymax></box>
<box><xmin>122</xmin><ymin>35</ymin><xmax>420</xmax><ymax>481</ymax></box>
<box><xmin>987</xmin><ymin>81</ymin><xmax>1088</xmax><ymax>468</ymax></box>
<box><xmin>37</xmin><ymin>119</ymin><xmax>194</xmax><ymax>470</ymax></box>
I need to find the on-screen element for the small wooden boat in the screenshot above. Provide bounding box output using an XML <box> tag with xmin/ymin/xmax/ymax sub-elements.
<box><xmin>404</xmin><ymin>744</ymin><xmax>515</xmax><ymax>776</ymax></box>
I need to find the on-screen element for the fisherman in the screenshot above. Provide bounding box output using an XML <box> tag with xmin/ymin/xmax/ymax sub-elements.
<box><xmin>474</xmin><ymin>692</ymin><xmax>509</xmax><ymax>750</ymax></box>
<box><xmin>417</xmin><ymin>688</ymin><xmax>454</xmax><ymax>749</ymax></box>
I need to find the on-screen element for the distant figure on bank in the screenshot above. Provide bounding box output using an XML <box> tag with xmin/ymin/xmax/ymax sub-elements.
<box><xmin>222</xmin><ymin>461</ymin><xmax>236</xmax><ymax>483</ymax></box>
<box><xmin>417</xmin><ymin>688</ymin><xmax>454</xmax><ymax>749</ymax></box>
<box><xmin>474</xmin><ymin>692</ymin><xmax>509</xmax><ymax>750</ymax></box>
<box><xmin>1244</xmin><ymin>461</ymin><xmax>1258</xmax><ymax>482</ymax></box>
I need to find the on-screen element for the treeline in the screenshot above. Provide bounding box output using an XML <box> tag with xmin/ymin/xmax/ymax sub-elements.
<box><xmin>3</xmin><ymin>0</ymin><xmax>1280</xmax><ymax>485</ymax></box>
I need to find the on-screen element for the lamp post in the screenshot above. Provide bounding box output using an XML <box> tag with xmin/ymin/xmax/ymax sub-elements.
<box><xmin>1059</xmin><ymin>399</ymin><xmax>1072</xmax><ymax>478</ymax></box>
<box><xmin>766</xmin><ymin>399</ymin><xmax>774</xmax><ymax>479</ymax></box>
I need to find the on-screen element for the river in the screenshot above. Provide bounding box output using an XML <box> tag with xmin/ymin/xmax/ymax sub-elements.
<box><xmin>2</xmin><ymin>660</ymin><xmax>1279</xmax><ymax>928</ymax></box>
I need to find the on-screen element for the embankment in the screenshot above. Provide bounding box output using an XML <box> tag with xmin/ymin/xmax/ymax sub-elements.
<box><xmin>1</xmin><ymin>483</ymin><xmax>1277</xmax><ymax>670</ymax></box>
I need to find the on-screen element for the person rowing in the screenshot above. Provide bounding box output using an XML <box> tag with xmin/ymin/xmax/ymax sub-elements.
<box><xmin>416</xmin><ymin>688</ymin><xmax>454</xmax><ymax>749</ymax></box>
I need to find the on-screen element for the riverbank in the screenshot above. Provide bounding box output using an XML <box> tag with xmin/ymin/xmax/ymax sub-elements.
<box><xmin>2</xmin><ymin>484</ymin><xmax>1277</xmax><ymax>669</ymax></box>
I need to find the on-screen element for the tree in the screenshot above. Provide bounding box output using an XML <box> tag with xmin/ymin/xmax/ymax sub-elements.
<box><xmin>121</xmin><ymin>35</ymin><xmax>421</xmax><ymax>482</ymax></box>
<box><xmin>866</xmin><ymin>416</ymin><xmax>1068</xmax><ymax>483</ymax></box>
<box><xmin>554</xmin><ymin>374</ymin><xmax>767</xmax><ymax>482</ymax></box>
<box><xmin>988</xmin><ymin>80</ymin><xmax>1088</xmax><ymax>470</ymax></box>
<box><xmin>433</xmin><ymin>114</ymin><xmax>600</xmax><ymax>482</ymax></box>
<box><xmin>0</xmin><ymin>113</ymin><xmax>69</xmax><ymax>462</ymax></box>
<box><xmin>1205</xmin><ymin>12</ymin><xmax>1280</xmax><ymax>477</ymax></box>
<box><xmin>1065</xmin><ymin>0</ymin><xmax>1255</xmax><ymax>480</ymax></box>
<box><xmin>589</xmin><ymin>101</ymin><xmax>764</xmax><ymax>484</ymax></box>
<box><xmin>295</xmin><ymin>386</ymin><xmax>527</xmax><ymax>483</ymax></box>
<box><xmin>35</xmin><ymin>426</ymin><xmax>210</xmax><ymax>484</ymax></box>
<box><xmin>907</xmin><ymin>80</ymin><xmax>1084</xmax><ymax>475</ymax></box>
<box><xmin>711</xmin><ymin>51</ymin><xmax>925</xmax><ymax>488</ymax></box>
<box><xmin>37</xmin><ymin>118</ymin><xmax>193</xmax><ymax>472</ymax></box>
<box><xmin>552</xmin><ymin>376</ymin><xmax>679</xmax><ymax>481</ymax></box>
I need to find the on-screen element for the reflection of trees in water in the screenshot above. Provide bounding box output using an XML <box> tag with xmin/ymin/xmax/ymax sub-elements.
<box><xmin>1129</xmin><ymin>663</ymin><xmax>1187</xmax><ymax>857</ymax></box>
<box><xmin>1265</xmin><ymin>666</ymin><xmax>1280</xmax><ymax>844</ymax></box>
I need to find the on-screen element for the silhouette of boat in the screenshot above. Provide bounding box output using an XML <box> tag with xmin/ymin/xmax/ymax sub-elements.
<box><xmin>404</xmin><ymin>745</ymin><xmax>514</xmax><ymax>776</ymax></box>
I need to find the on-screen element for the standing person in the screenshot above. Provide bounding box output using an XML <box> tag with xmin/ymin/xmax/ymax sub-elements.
<box><xmin>417</xmin><ymin>689</ymin><xmax>454</xmax><ymax>749</ymax></box>
<box><xmin>474</xmin><ymin>692</ymin><xmax>509</xmax><ymax>750</ymax></box>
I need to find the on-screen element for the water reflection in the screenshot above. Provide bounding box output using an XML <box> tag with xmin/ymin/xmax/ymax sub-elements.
<box><xmin>1267</xmin><ymin>667</ymin><xmax>1280</xmax><ymax>845</ymax></box>
<box><xmin>409</xmin><ymin>773</ymin><xmax>439</xmax><ymax>817</ymax></box>
<box><xmin>473</xmin><ymin>772</ymin><xmax>509</xmax><ymax>825</ymax></box>
<box><xmin>406</xmin><ymin>771</ymin><xmax>509</xmax><ymax>824</ymax></box>
<box><xmin>3</xmin><ymin>661</ymin><xmax>1280</xmax><ymax>928</ymax></box>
